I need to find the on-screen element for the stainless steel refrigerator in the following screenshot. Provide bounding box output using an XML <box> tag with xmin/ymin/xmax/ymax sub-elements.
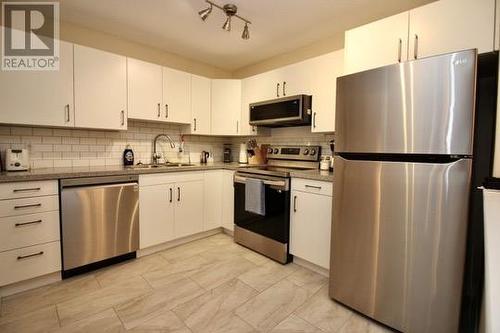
<box><xmin>330</xmin><ymin>49</ymin><xmax>477</xmax><ymax>333</ymax></box>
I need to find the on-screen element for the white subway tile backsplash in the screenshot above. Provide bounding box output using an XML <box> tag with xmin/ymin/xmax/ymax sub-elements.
<box><xmin>11</xmin><ymin>127</ymin><xmax>33</xmax><ymax>136</ymax></box>
<box><xmin>42</xmin><ymin>136</ymin><xmax>62</xmax><ymax>144</ymax></box>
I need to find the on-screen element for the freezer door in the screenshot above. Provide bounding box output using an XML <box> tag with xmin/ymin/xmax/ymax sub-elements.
<box><xmin>330</xmin><ymin>157</ymin><xmax>471</xmax><ymax>332</ymax></box>
<box><xmin>335</xmin><ymin>49</ymin><xmax>476</xmax><ymax>155</ymax></box>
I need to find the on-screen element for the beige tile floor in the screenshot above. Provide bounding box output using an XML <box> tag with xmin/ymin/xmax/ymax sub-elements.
<box><xmin>0</xmin><ymin>233</ymin><xmax>393</xmax><ymax>333</ymax></box>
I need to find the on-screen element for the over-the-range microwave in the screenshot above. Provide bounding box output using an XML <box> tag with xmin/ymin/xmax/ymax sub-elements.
<box><xmin>249</xmin><ymin>94</ymin><xmax>312</xmax><ymax>127</ymax></box>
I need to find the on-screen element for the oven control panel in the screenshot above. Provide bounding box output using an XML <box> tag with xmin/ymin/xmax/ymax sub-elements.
<box><xmin>266</xmin><ymin>145</ymin><xmax>321</xmax><ymax>161</ymax></box>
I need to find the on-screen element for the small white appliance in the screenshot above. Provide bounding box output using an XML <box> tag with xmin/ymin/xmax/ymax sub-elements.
<box><xmin>238</xmin><ymin>143</ymin><xmax>248</xmax><ymax>164</ymax></box>
<box><xmin>5</xmin><ymin>149</ymin><xmax>29</xmax><ymax>171</ymax></box>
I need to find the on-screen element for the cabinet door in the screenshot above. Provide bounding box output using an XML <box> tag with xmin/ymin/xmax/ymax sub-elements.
<box><xmin>174</xmin><ymin>180</ymin><xmax>204</xmax><ymax>238</ymax></box>
<box><xmin>74</xmin><ymin>45</ymin><xmax>127</xmax><ymax>130</ymax></box>
<box><xmin>204</xmin><ymin>171</ymin><xmax>223</xmax><ymax>230</ymax></box>
<box><xmin>221</xmin><ymin>171</ymin><xmax>234</xmax><ymax>231</ymax></box>
<box><xmin>409</xmin><ymin>0</ymin><xmax>495</xmax><ymax>59</ymax></box>
<box><xmin>139</xmin><ymin>184</ymin><xmax>175</xmax><ymax>249</ymax></box>
<box><xmin>309</xmin><ymin>50</ymin><xmax>344</xmax><ymax>133</ymax></box>
<box><xmin>191</xmin><ymin>75</ymin><xmax>211</xmax><ymax>135</ymax></box>
<box><xmin>0</xmin><ymin>41</ymin><xmax>74</xmax><ymax>127</ymax></box>
<box><xmin>240</xmin><ymin>77</ymin><xmax>264</xmax><ymax>136</ymax></box>
<box><xmin>344</xmin><ymin>12</ymin><xmax>409</xmax><ymax>75</ymax></box>
<box><xmin>290</xmin><ymin>190</ymin><xmax>332</xmax><ymax>269</ymax></box>
<box><xmin>211</xmin><ymin>80</ymin><xmax>241</xmax><ymax>135</ymax></box>
<box><xmin>277</xmin><ymin>62</ymin><xmax>312</xmax><ymax>98</ymax></box>
<box><xmin>127</xmin><ymin>58</ymin><xmax>163</xmax><ymax>122</ymax></box>
<box><xmin>162</xmin><ymin>67</ymin><xmax>191</xmax><ymax>124</ymax></box>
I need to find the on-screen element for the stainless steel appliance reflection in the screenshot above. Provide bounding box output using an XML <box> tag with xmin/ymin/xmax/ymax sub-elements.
<box><xmin>61</xmin><ymin>175</ymin><xmax>139</xmax><ymax>273</ymax></box>
<box><xmin>331</xmin><ymin>49</ymin><xmax>478</xmax><ymax>333</ymax></box>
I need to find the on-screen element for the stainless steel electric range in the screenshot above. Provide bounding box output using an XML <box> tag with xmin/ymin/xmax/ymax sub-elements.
<box><xmin>233</xmin><ymin>145</ymin><xmax>320</xmax><ymax>264</ymax></box>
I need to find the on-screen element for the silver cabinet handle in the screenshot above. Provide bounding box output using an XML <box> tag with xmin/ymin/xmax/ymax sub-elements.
<box><xmin>293</xmin><ymin>195</ymin><xmax>297</xmax><ymax>212</ymax></box>
<box><xmin>397</xmin><ymin>38</ymin><xmax>402</xmax><ymax>62</ymax></box>
<box><xmin>14</xmin><ymin>203</ymin><xmax>41</xmax><ymax>210</ymax></box>
<box><xmin>177</xmin><ymin>187</ymin><xmax>181</xmax><ymax>202</ymax></box>
<box><xmin>121</xmin><ymin>110</ymin><xmax>125</xmax><ymax>126</ymax></box>
<box><xmin>194</xmin><ymin>118</ymin><xmax>197</xmax><ymax>131</ymax></box>
<box><xmin>283</xmin><ymin>81</ymin><xmax>286</xmax><ymax>96</ymax></box>
<box><xmin>236</xmin><ymin>121</ymin><xmax>239</xmax><ymax>134</ymax></box>
<box><xmin>65</xmin><ymin>104</ymin><xmax>70</xmax><ymax>122</ymax></box>
<box><xmin>413</xmin><ymin>34</ymin><xmax>419</xmax><ymax>59</ymax></box>
<box><xmin>305</xmin><ymin>184</ymin><xmax>322</xmax><ymax>190</ymax></box>
<box><xmin>157</xmin><ymin>103</ymin><xmax>161</xmax><ymax>117</ymax></box>
<box><xmin>13</xmin><ymin>187</ymin><xmax>40</xmax><ymax>193</ymax></box>
<box><xmin>165</xmin><ymin>104</ymin><xmax>169</xmax><ymax>118</ymax></box>
<box><xmin>313</xmin><ymin>112</ymin><xmax>317</xmax><ymax>128</ymax></box>
<box><xmin>15</xmin><ymin>219</ymin><xmax>42</xmax><ymax>227</ymax></box>
<box><xmin>276</xmin><ymin>83</ymin><xmax>280</xmax><ymax>98</ymax></box>
<box><xmin>169</xmin><ymin>188</ymin><xmax>173</xmax><ymax>203</ymax></box>
<box><xmin>17</xmin><ymin>251</ymin><xmax>43</xmax><ymax>260</ymax></box>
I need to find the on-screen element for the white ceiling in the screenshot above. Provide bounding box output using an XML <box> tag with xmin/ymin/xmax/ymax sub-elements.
<box><xmin>59</xmin><ymin>0</ymin><xmax>434</xmax><ymax>71</ymax></box>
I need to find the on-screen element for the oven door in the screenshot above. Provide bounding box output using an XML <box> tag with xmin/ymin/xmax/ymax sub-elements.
<box><xmin>233</xmin><ymin>173</ymin><xmax>290</xmax><ymax>244</ymax></box>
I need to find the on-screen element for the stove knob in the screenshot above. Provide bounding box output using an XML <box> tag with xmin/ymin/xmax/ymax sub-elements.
<box><xmin>274</xmin><ymin>148</ymin><xmax>279</xmax><ymax>154</ymax></box>
<box><xmin>303</xmin><ymin>149</ymin><xmax>309</xmax><ymax>155</ymax></box>
<box><xmin>267</xmin><ymin>148</ymin><xmax>273</xmax><ymax>154</ymax></box>
<box><xmin>310</xmin><ymin>149</ymin><xmax>316</xmax><ymax>155</ymax></box>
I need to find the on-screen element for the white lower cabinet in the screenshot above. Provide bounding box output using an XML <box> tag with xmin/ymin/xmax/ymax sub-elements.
<box><xmin>221</xmin><ymin>171</ymin><xmax>235</xmax><ymax>231</ymax></box>
<box><xmin>139</xmin><ymin>172</ymin><xmax>205</xmax><ymax>249</ymax></box>
<box><xmin>204</xmin><ymin>171</ymin><xmax>223</xmax><ymax>230</ymax></box>
<box><xmin>139</xmin><ymin>183</ymin><xmax>175</xmax><ymax>248</ymax></box>
<box><xmin>0</xmin><ymin>181</ymin><xmax>61</xmax><ymax>287</ymax></box>
<box><xmin>174</xmin><ymin>179</ymin><xmax>204</xmax><ymax>238</ymax></box>
<box><xmin>290</xmin><ymin>178</ymin><xmax>332</xmax><ymax>269</ymax></box>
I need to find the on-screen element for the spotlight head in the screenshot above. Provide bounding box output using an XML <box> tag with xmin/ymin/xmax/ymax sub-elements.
<box><xmin>242</xmin><ymin>23</ymin><xmax>250</xmax><ymax>39</ymax></box>
<box><xmin>198</xmin><ymin>4</ymin><xmax>212</xmax><ymax>21</ymax></box>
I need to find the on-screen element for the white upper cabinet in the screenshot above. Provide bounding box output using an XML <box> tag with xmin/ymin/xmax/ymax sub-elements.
<box><xmin>190</xmin><ymin>75</ymin><xmax>212</xmax><ymax>135</ymax></box>
<box><xmin>211</xmin><ymin>79</ymin><xmax>241</xmax><ymax>136</ymax></box>
<box><xmin>309</xmin><ymin>50</ymin><xmax>344</xmax><ymax>133</ymax></box>
<box><xmin>162</xmin><ymin>67</ymin><xmax>191</xmax><ymax>124</ymax></box>
<box><xmin>0</xmin><ymin>41</ymin><xmax>74</xmax><ymax>128</ymax></box>
<box><xmin>73</xmin><ymin>45</ymin><xmax>127</xmax><ymax>130</ymax></box>
<box><xmin>344</xmin><ymin>12</ymin><xmax>409</xmax><ymax>75</ymax></box>
<box><xmin>408</xmin><ymin>0</ymin><xmax>496</xmax><ymax>59</ymax></box>
<box><xmin>127</xmin><ymin>58</ymin><xmax>163</xmax><ymax>122</ymax></box>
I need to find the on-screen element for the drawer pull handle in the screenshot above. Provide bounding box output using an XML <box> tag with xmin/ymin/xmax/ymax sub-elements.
<box><xmin>14</xmin><ymin>203</ymin><xmax>42</xmax><ymax>210</ymax></box>
<box><xmin>17</xmin><ymin>251</ymin><xmax>44</xmax><ymax>260</ymax></box>
<box><xmin>305</xmin><ymin>185</ymin><xmax>322</xmax><ymax>190</ymax></box>
<box><xmin>293</xmin><ymin>195</ymin><xmax>297</xmax><ymax>212</ymax></box>
<box><xmin>15</xmin><ymin>219</ymin><xmax>42</xmax><ymax>227</ymax></box>
<box><xmin>13</xmin><ymin>187</ymin><xmax>41</xmax><ymax>193</ymax></box>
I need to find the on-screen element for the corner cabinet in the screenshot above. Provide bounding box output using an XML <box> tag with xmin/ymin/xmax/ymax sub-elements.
<box><xmin>73</xmin><ymin>45</ymin><xmax>127</xmax><ymax>130</ymax></box>
<box><xmin>290</xmin><ymin>178</ymin><xmax>333</xmax><ymax>269</ymax></box>
<box><xmin>211</xmin><ymin>80</ymin><xmax>242</xmax><ymax>136</ymax></box>
<box><xmin>0</xmin><ymin>41</ymin><xmax>75</xmax><ymax>128</ymax></box>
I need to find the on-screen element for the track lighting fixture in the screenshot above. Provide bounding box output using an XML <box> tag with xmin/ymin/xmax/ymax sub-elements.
<box><xmin>198</xmin><ymin>0</ymin><xmax>252</xmax><ymax>40</ymax></box>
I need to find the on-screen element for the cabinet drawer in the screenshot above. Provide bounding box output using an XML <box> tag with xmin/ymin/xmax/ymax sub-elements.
<box><xmin>0</xmin><ymin>181</ymin><xmax>58</xmax><ymax>200</ymax></box>
<box><xmin>139</xmin><ymin>172</ymin><xmax>205</xmax><ymax>187</ymax></box>
<box><xmin>0</xmin><ymin>241</ymin><xmax>61</xmax><ymax>286</ymax></box>
<box><xmin>292</xmin><ymin>178</ymin><xmax>333</xmax><ymax>196</ymax></box>
<box><xmin>0</xmin><ymin>195</ymin><xmax>59</xmax><ymax>218</ymax></box>
<box><xmin>0</xmin><ymin>212</ymin><xmax>60</xmax><ymax>252</ymax></box>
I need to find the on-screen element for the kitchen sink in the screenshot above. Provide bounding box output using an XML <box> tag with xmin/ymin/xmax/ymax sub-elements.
<box><xmin>128</xmin><ymin>163</ymin><xmax>195</xmax><ymax>169</ymax></box>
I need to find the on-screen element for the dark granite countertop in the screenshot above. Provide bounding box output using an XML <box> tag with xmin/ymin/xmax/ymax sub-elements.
<box><xmin>0</xmin><ymin>163</ymin><xmax>333</xmax><ymax>183</ymax></box>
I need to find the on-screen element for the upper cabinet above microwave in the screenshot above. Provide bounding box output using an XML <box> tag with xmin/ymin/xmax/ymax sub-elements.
<box><xmin>344</xmin><ymin>0</ymin><xmax>496</xmax><ymax>75</ymax></box>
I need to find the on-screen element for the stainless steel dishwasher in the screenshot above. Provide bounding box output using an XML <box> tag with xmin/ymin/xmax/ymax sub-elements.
<box><xmin>60</xmin><ymin>175</ymin><xmax>139</xmax><ymax>276</ymax></box>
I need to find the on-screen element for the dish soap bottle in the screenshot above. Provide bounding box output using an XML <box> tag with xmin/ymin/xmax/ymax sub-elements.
<box><xmin>123</xmin><ymin>145</ymin><xmax>134</xmax><ymax>166</ymax></box>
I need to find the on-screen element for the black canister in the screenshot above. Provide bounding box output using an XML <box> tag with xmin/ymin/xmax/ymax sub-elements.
<box><xmin>123</xmin><ymin>145</ymin><xmax>134</xmax><ymax>166</ymax></box>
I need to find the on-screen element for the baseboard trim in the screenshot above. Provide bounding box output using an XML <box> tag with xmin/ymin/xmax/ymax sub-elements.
<box><xmin>293</xmin><ymin>256</ymin><xmax>329</xmax><ymax>277</ymax></box>
<box><xmin>137</xmin><ymin>228</ymin><xmax>223</xmax><ymax>257</ymax></box>
<box><xmin>0</xmin><ymin>272</ymin><xmax>61</xmax><ymax>298</ymax></box>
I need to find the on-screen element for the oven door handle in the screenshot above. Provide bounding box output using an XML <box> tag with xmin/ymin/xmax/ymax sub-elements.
<box><xmin>234</xmin><ymin>175</ymin><xmax>288</xmax><ymax>191</ymax></box>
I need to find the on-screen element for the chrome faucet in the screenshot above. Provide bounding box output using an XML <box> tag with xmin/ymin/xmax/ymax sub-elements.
<box><xmin>152</xmin><ymin>134</ymin><xmax>176</xmax><ymax>164</ymax></box>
